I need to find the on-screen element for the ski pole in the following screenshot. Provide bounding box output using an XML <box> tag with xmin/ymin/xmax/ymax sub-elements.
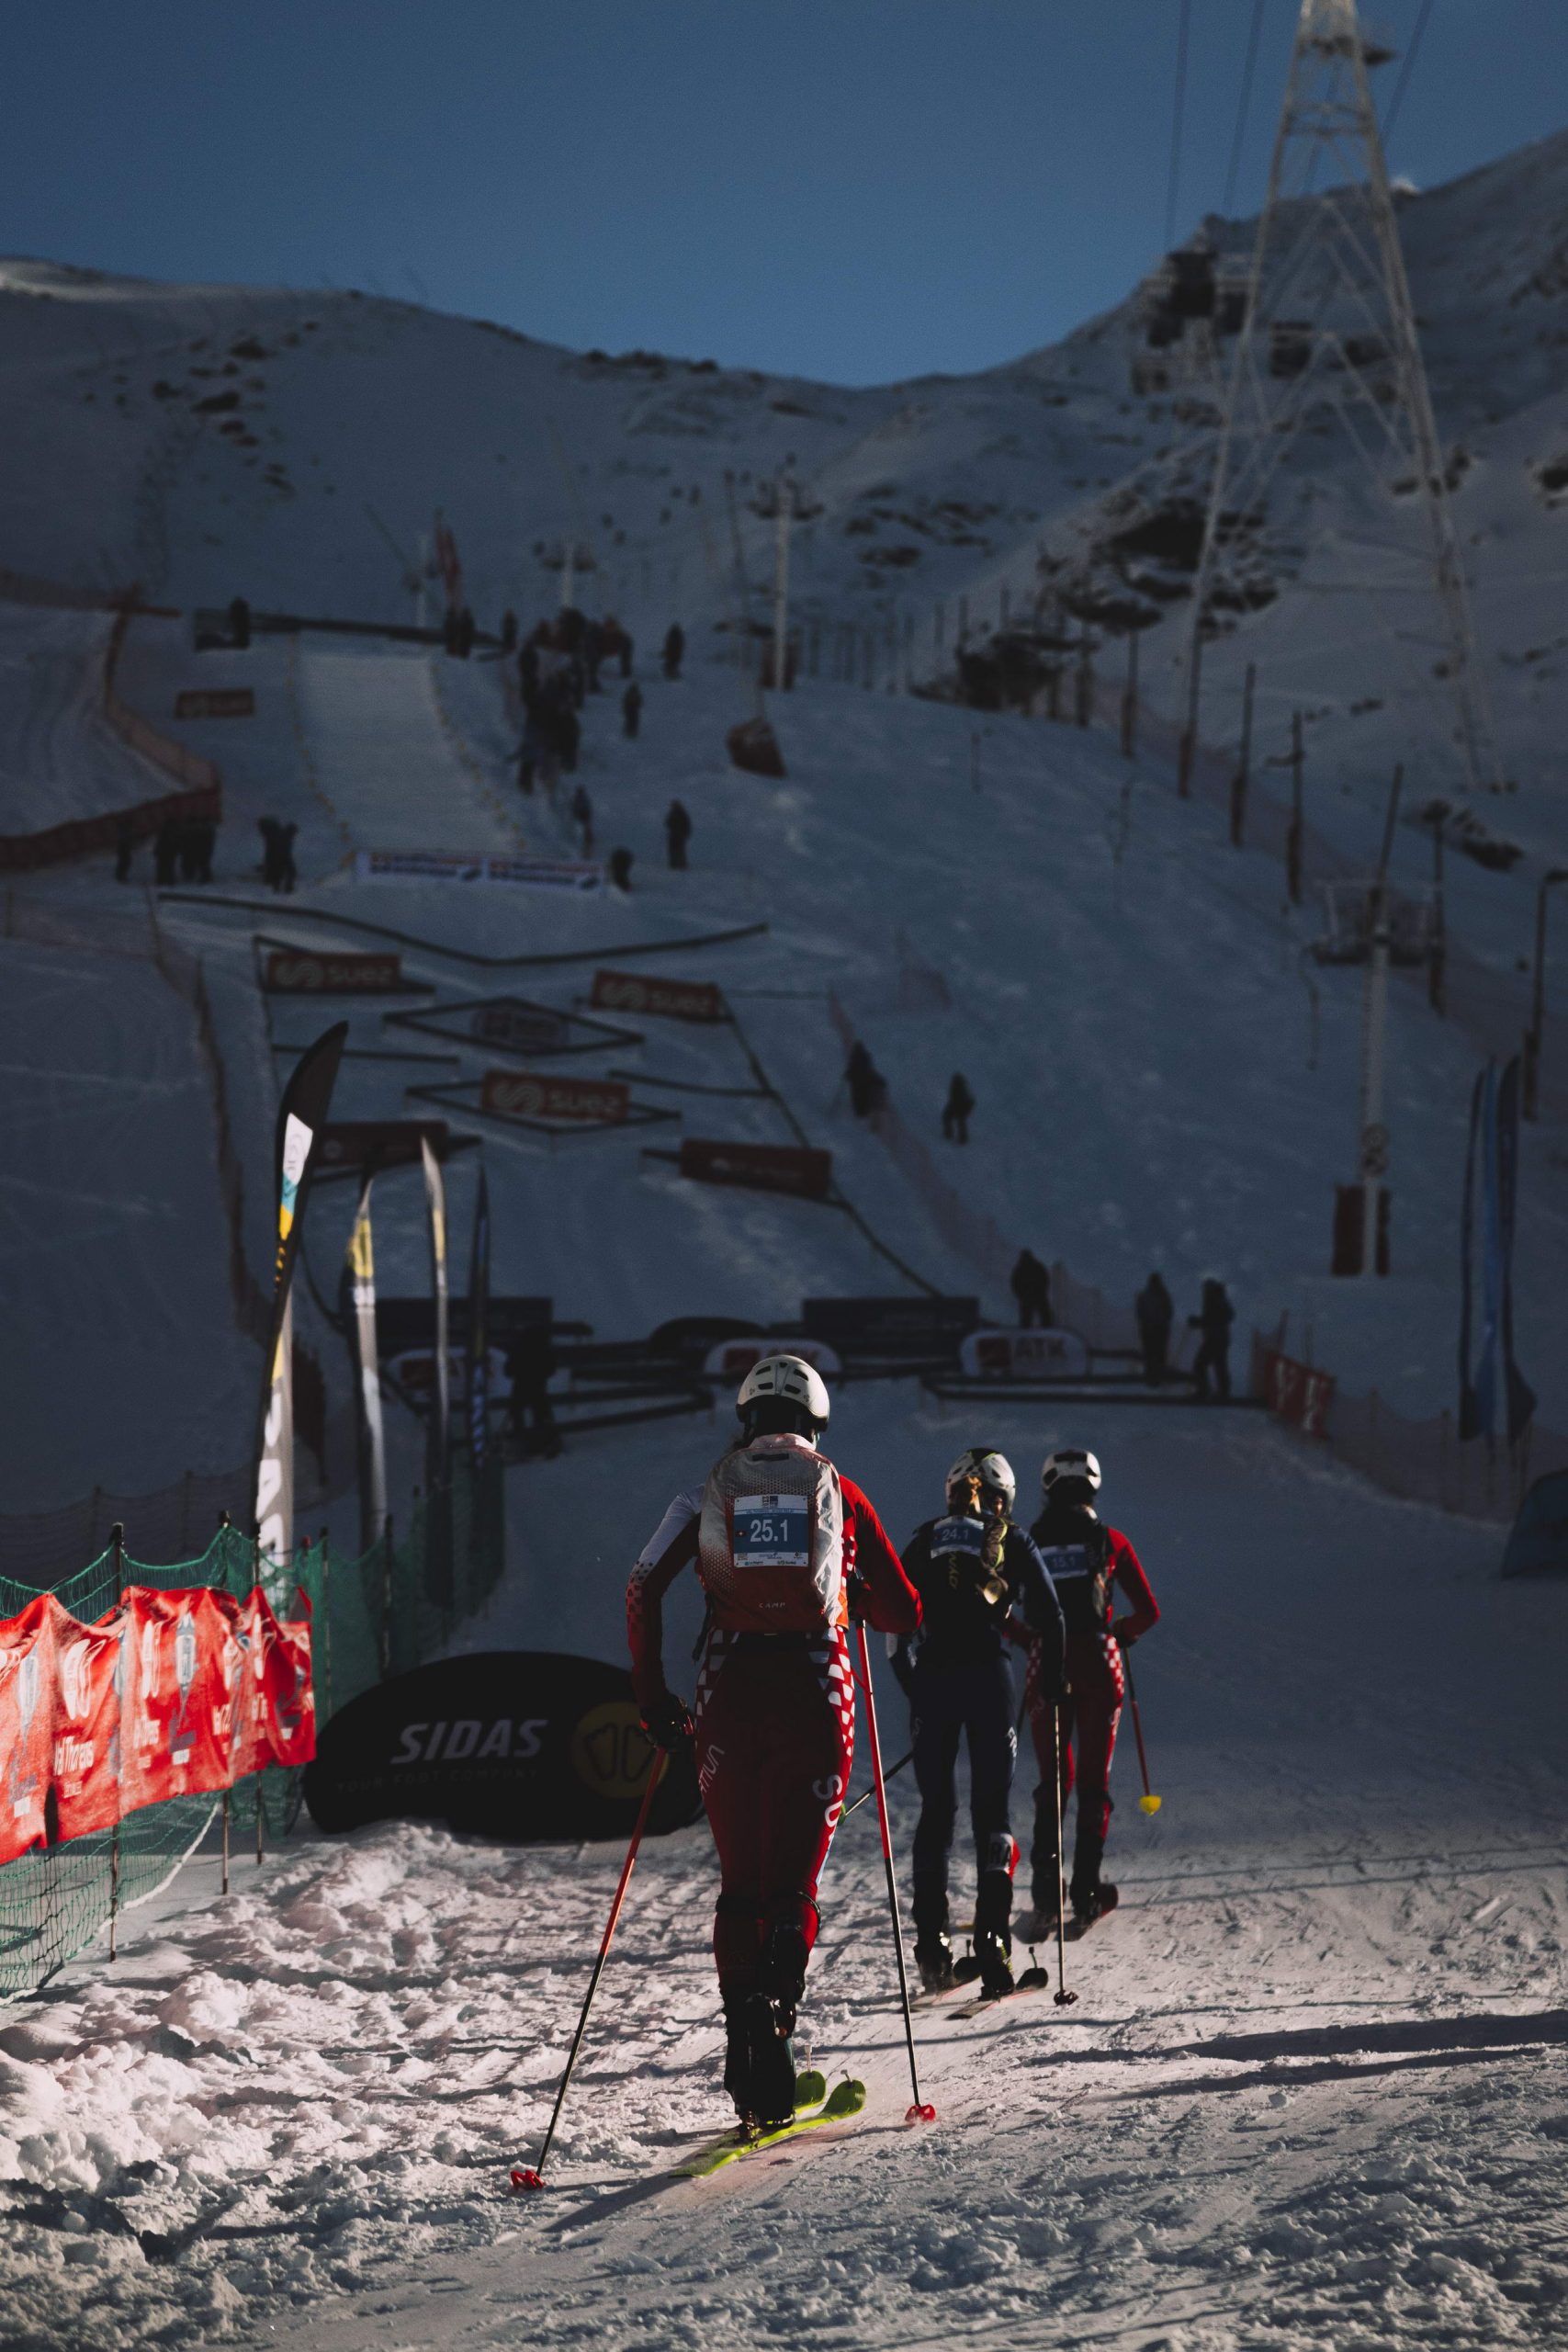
<box><xmin>511</xmin><ymin>1747</ymin><xmax>669</xmax><ymax>2190</ymax></box>
<box><xmin>1122</xmin><ymin>1649</ymin><xmax>1162</xmax><ymax>1815</ymax></box>
<box><xmin>840</xmin><ymin>1747</ymin><xmax>912</xmax><ymax>1821</ymax></box>
<box><xmin>852</xmin><ymin>1617</ymin><xmax>935</xmax><ymax>2122</ymax></box>
<box><xmin>1051</xmin><ymin>1702</ymin><xmax>1077</xmax><ymax>2009</ymax></box>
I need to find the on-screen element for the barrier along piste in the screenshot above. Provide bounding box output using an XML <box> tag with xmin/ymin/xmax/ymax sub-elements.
<box><xmin>0</xmin><ymin>1455</ymin><xmax>504</xmax><ymax>2003</ymax></box>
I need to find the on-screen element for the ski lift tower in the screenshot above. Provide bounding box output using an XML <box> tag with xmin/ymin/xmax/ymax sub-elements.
<box><xmin>1179</xmin><ymin>0</ymin><xmax>1500</xmax><ymax>797</ymax></box>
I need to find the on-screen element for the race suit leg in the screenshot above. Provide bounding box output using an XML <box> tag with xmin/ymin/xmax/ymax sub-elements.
<box><xmin>909</xmin><ymin>1667</ymin><xmax>964</xmax><ymax>1944</ymax></box>
<box><xmin>695</xmin><ymin>1632</ymin><xmax>854</xmax><ymax>2001</ymax></box>
<box><xmin>964</xmin><ymin>1655</ymin><xmax>1019</xmax><ymax>1939</ymax></box>
<box><xmin>1066</xmin><ymin>1636</ymin><xmax>1124</xmax><ymax>1912</ymax></box>
<box><xmin>1025</xmin><ymin>1637</ymin><xmax>1077</xmax><ymax>1914</ymax></box>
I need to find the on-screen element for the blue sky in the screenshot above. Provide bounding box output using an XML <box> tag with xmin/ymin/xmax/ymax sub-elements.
<box><xmin>2</xmin><ymin>3</ymin><xmax>1560</xmax><ymax>383</ymax></box>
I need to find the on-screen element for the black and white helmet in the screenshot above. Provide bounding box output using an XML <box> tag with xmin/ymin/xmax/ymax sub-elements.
<box><xmin>737</xmin><ymin>1352</ymin><xmax>830</xmax><ymax>1435</ymax></box>
<box><xmin>946</xmin><ymin>1448</ymin><xmax>1016</xmax><ymax>1512</ymax></box>
<box><xmin>1041</xmin><ymin>1447</ymin><xmax>1101</xmax><ymax>1498</ymax></box>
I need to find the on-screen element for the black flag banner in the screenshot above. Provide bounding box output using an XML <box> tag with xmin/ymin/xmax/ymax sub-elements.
<box><xmin>468</xmin><ymin>1164</ymin><xmax>491</xmax><ymax>1470</ymax></box>
<box><xmin>253</xmin><ymin>1023</ymin><xmax>347</xmax><ymax>1559</ymax></box>
<box><xmin>302</xmin><ymin>1651</ymin><xmax>703</xmax><ymax>1842</ymax></box>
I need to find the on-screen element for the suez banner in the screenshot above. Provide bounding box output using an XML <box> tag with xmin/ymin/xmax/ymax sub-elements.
<box><xmin>1260</xmin><ymin>1349</ymin><xmax>1337</xmax><ymax>1439</ymax></box>
<box><xmin>262</xmin><ymin>949</ymin><xmax>403</xmax><ymax>994</ymax></box>
<box><xmin>355</xmin><ymin>849</ymin><xmax>602</xmax><ymax>892</ymax></box>
<box><xmin>957</xmin><ymin>1328</ymin><xmax>1091</xmax><ymax>1381</ymax></box>
<box><xmin>480</xmin><ymin>1069</ymin><xmax>629</xmax><ymax>1125</ymax></box>
<box><xmin>303</xmin><ymin>1651</ymin><xmax>701</xmax><ymax>1844</ymax></box>
<box><xmin>589</xmin><ymin>969</ymin><xmax>727</xmax><ymax>1023</ymax></box>
<box><xmin>0</xmin><ymin>1585</ymin><xmax>313</xmax><ymax>1868</ymax></box>
<box><xmin>175</xmin><ymin>688</ymin><xmax>255</xmax><ymax>719</ymax></box>
<box><xmin>677</xmin><ymin>1136</ymin><xmax>832</xmax><ymax>1199</ymax></box>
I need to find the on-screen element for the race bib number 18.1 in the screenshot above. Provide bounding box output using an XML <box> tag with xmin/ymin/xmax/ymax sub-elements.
<box><xmin>732</xmin><ymin>1494</ymin><xmax>810</xmax><ymax>1570</ymax></box>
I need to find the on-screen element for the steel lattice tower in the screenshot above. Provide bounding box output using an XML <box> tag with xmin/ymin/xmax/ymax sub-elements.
<box><xmin>1181</xmin><ymin>0</ymin><xmax>1499</xmax><ymax>795</ymax></box>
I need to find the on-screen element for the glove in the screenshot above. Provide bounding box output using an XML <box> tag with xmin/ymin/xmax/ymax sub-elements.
<box><xmin>641</xmin><ymin>1693</ymin><xmax>694</xmax><ymax>1752</ymax></box>
<box><xmin>1112</xmin><ymin>1619</ymin><xmax>1138</xmax><ymax>1650</ymax></box>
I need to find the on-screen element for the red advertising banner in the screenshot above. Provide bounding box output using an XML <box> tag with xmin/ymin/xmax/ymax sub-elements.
<box><xmin>0</xmin><ymin>1598</ymin><xmax>55</xmax><ymax>1866</ymax></box>
<box><xmin>1261</xmin><ymin>1350</ymin><xmax>1337</xmax><ymax>1439</ymax></box>
<box><xmin>480</xmin><ymin>1069</ymin><xmax>629</xmax><ymax>1125</ymax></box>
<box><xmin>175</xmin><ymin>688</ymin><xmax>256</xmax><ymax>719</ymax></box>
<box><xmin>590</xmin><ymin>970</ymin><xmax>726</xmax><ymax>1023</ymax></box>
<box><xmin>0</xmin><ymin>1585</ymin><xmax>313</xmax><ymax>1863</ymax></box>
<box><xmin>264</xmin><ymin>949</ymin><xmax>403</xmax><ymax>993</ymax></box>
<box><xmin>678</xmin><ymin>1137</ymin><xmax>833</xmax><ymax>1200</ymax></box>
<box><xmin>52</xmin><ymin>1611</ymin><xmax>125</xmax><ymax>1843</ymax></box>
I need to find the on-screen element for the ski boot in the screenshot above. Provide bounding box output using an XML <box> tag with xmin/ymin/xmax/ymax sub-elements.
<box><xmin>720</xmin><ymin>1987</ymin><xmax>754</xmax><ymax>2122</ymax></box>
<box><xmin>973</xmin><ymin>1928</ymin><xmax>1014</xmax><ymax>1998</ymax></box>
<box><xmin>914</xmin><ymin>1934</ymin><xmax>955</xmax><ymax>1995</ymax></box>
<box><xmin>1071</xmin><ymin>1881</ymin><xmax>1119</xmax><ymax>1927</ymax></box>
<box><xmin>1012</xmin><ymin>1896</ymin><xmax>1061</xmax><ymax>1945</ymax></box>
<box><xmin>749</xmin><ymin>1917</ymin><xmax>809</xmax><ymax>2130</ymax></box>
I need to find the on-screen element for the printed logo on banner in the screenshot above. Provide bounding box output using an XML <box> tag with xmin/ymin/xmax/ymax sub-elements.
<box><xmin>264</xmin><ymin>951</ymin><xmax>402</xmax><ymax>994</ymax></box>
<box><xmin>480</xmin><ymin>1070</ymin><xmax>630</xmax><ymax>1125</ymax></box>
<box><xmin>590</xmin><ymin>970</ymin><xmax>726</xmax><ymax>1023</ymax></box>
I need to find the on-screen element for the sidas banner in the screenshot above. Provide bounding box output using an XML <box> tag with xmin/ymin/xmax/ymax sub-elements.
<box><xmin>1261</xmin><ymin>1350</ymin><xmax>1336</xmax><ymax>1439</ymax></box>
<box><xmin>0</xmin><ymin>1586</ymin><xmax>313</xmax><ymax>1865</ymax></box>
<box><xmin>590</xmin><ymin>970</ymin><xmax>726</xmax><ymax>1023</ymax></box>
<box><xmin>175</xmin><ymin>688</ymin><xmax>255</xmax><ymax>719</ymax></box>
<box><xmin>480</xmin><ymin>1069</ymin><xmax>629</xmax><ymax>1125</ymax></box>
<box><xmin>263</xmin><ymin>949</ymin><xmax>402</xmax><ymax>994</ymax></box>
<box><xmin>678</xmin><ymin>1136</ymin><xmax>832</xmax><ymax>1200</ymax></box>
<box><xmin>958</xmin><ymin>1328</ymin><xmax>1091</xmax><ymax>1382</ymax></box>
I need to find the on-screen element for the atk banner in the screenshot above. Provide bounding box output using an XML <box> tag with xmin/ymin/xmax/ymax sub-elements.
<box><xmin>346</xmin><ymin>1170</ymin><xmax>389</xmax><ymax>1552</ymax></box>
<box><xmin>253</xmin><ymin>1023</ymin><xmax>347</xmax><ymax>1557</ymax></box>
<box><xmin>0</xmin><ymin>1586</ymin><xmax>314</xmax><ymax>1865</ymax></box>
<box><xmin>468</xmin><ymin>1166</ymin><xmax>491</xmax><ymax>1471</ymax></box>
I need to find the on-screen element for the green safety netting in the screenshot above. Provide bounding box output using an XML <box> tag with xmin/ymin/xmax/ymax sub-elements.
<box><xmin>0</xmin><ymin>1453</ymin><xmax>505</xmax><ymax>1998</ymax></box>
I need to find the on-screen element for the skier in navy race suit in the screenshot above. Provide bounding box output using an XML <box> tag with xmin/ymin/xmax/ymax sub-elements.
<box><xmin>626</xmin><ymin>1355</ymin><xmax>919</xmax><ymax>2130</ymax></box>
<box><xmin>893</xmin><ymin>1449</ymin><xmax>1066</xmax><ymax>1996</ymax></box>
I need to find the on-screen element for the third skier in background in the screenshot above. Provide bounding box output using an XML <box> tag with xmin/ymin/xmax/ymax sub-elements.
<box><xmin>1018</xmin><ymin>1447</ymin><xmax>1159</xmax><ymax>1936</ymax></box>
<box><xmin>893</xmin><ymin>1449</ymin><xmax>1065</xmax><ymax>1996</ymax></box>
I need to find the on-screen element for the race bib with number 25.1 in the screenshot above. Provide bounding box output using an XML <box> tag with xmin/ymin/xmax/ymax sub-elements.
<box><xmin>732</xmin><ymin>1494</ymin><xmax>810</xmax><ymax>1570</ymax></box>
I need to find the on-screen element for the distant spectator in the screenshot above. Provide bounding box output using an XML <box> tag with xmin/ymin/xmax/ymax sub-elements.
<box><xmin>228</xmin><ymin>594</ymin><xmax>251</xmax><ymax>651</ymax></box>
<box><xmin>665</xmin><ymin>797</ymin><xmax>692</xmax><ymax>870</ymax></box>
<box><xmin>1189</xmin><ymin>1279</ymin><xmax>1235</xmax><ymax>1402</ymax></box>
<box><xmin>114</xmin><ymin>815</ymin><xmax>135</xmax><ymax>885</ymax></box>
<box><xmin>501</xmin><ymin>608</ymin><xmax>519</xmax><ymax>652</ymax></box>
<box><xmin>845</xmin><ymin>1039</ymin><xmax>886</xmax><ymax>1120</ymax></box>
<box><xmin>1135</xmin><ymin>1272</ymin><xmax>1174</xmax><ymax>1386</ymax></box>
<box><xmin>608</xmin><ymin>845</ymin><xmax>634</xmax><ymax>891</ymax></box>
<box><xmin>1010</xmin><ymin>1249</ymin><xmax>1053</xmax><ymax>1329</ymax></box>
<box><xmin>570</xmin><ymin>782</ymin><xmax>594</xmax><ymax>857</ymax></box>
<box><xmin>504</xmin><ymin>1324</ymin><xmax>560</xmax><ymax>1459</ymax></box>
<box><xmin>942</xmin><ymin>1071</ymin><xmax>975</xmax><ymax>1146</ymax></box>
<box><xmin>662</xmin><ymin>622</ymin><xmax>684</xmax><ymax>681</ymax></box>
<box><xmin>153</xmin><ymin>817</ymin><xmax>181</xmax><ymax>888</ymax></box>
<box><xmin>622</xmin><ymin>680</ymin><xmax>643</xmax><ymax>740</ymax></box>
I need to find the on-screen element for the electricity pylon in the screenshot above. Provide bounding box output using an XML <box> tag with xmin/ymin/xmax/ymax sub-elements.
<box><xmin>1181</xmin><ymin>0</ymin><xmax>1499</xmax><ymax>795</ymax></box>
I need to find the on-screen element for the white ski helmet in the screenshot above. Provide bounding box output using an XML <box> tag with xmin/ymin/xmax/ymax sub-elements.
<box><xmin>1041</xmin><ymin>1446</ymin><xmax>1101</xmax><ymax>1498</ymax></box>
<box><xmin>945</xmin><ymin>1448</ymin><xmax>1016</xmax><ymax>1512</ymax></box>
<box><xmin>737</xmin><ymin>1351</ymin><xmax>830</xmax><ymax>1432</ymax></box>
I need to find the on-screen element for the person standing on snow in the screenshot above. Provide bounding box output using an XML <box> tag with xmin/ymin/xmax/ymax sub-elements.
<box><xmin>892</xmin><ymin>1449</ymin><xmax>1065</xmax><ymax>1996</ymax></box>
<box><xmin>662</xmin><ymin>621</ymin><xmax>684</xmax><ymax>680</ymax></box>
<box><xmin>942</xmin><ymin>1072</ymin><xmax>976</xmax><ymax>1144</ymax></box>
<box><xmin>1010</xmin><ymin>1249</ymin><xmax>1054</xmax><ymax>1329</ymax></box>
<box><xmin>570</xmin><ymin>782</ymin><xmax>594</xmax><ymax>857</ymax></box>
<box><xmin>622</xmin><ymin>680</ymin><xmax>643</xmax><ymax>740</ymax></box>
<box><xmin>665</xmin><ymin>798</ymin><xmax>692</xmax><ymax>869</ymax></box>
<box><xmin>1135</xmin><ymin>1272</ymin><xmax>1175</xmax><ymax>1385</ymax></box>
<box><xmin>626</xmin><ymin>1355</ymin><xmax>919</xmax><ymax>2131</ymax></box>
<box><xmin>1018</xmin><ymin>1448</ymin><xmax>1159</xmax><ymax>1934</ymax></box>
<box><xmin>1189</xmin><ymin>1278</ymin><xmax>1235</xmax><ymax>1401</ymax></box>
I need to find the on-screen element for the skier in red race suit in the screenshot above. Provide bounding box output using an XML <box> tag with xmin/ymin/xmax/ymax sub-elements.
<box><xmin>626</xmin><ymin>1353</ymin><xmax>919</xmax><ymax>2130</ymax></box>
<box><xmin>1016</xmin><ymin>1447</ymin><xmax>1159</xmax><ymax>1934</ymax></box>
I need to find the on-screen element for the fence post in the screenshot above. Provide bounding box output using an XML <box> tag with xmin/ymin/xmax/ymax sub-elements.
<box><xmin>958</xmin><ymin>595</ymin><xmax>968</xmax><ymax>651</ymax></box>
<box><xmin>1075</xmin><ymin>629</ymin><xmax>1093</xmax><ymax>728</ymax></box>
<box><xmin>1120</xmin><ymin>628</ymin><xmax>1139</xmax><ymax>759</ymax></box>
<box><xmin>1179</xmin><ymin>628</ymin><xmax>1202</xmax><ymax>797</ymax></box>
<box><xmin>1231</xmin><ymin>662</ymin><xmax>1255</xmax><ymax>848</ymax></box>
<box><xmin>1287</xmin><ymin>710</ymin><xmax>1304</xmax><ymax>905</ymax></box>
<box><xmin>108</xmin><ymin>1521</ymin><xmax>125</xmax><ymax>1960</ymax></box>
